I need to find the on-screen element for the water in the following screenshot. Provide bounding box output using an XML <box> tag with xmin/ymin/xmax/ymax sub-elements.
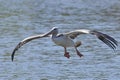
<box><xmin>0</xmin><ymin>0</ymin><xmax>120</xmax><ymax>80</ymax></box>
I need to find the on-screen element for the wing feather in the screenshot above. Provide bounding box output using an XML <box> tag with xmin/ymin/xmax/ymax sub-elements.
<box><xmin>90</xmin><ymin>30</ymin><xmax>118</xmax><ymax>50</ymax></box>
<box><xmin>11</xmin><ymin>34</ymin><xmax>49</xmax><ymax>61</ymax></box>
<box><xmin>65</xmin><ymin>29</ymin><xmax>118</xmax><ymax>50</ymax></box>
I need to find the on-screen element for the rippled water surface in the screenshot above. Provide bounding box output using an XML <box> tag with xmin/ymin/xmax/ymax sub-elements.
<box><xmin>0</xmin><ymin>0</ymin><xmax>120</xmax><ymax>80</ymax></box>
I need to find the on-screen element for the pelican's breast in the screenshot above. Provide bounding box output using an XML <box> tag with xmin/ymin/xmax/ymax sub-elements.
<box><xmin>52</xmin><ymin>34</ymin><xmax>74</xmax><ymax>47</ymax></box>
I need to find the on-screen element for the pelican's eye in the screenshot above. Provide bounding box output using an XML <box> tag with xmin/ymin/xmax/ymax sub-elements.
<box><xmin>52</xmin><ymin>27</ymin><xmax>58</xmax><ymax>31</ymax></box>
<box><xmin>53</xmin><ymin>28</ymin><xmax>57</xmax><ymax>30</ymax></box>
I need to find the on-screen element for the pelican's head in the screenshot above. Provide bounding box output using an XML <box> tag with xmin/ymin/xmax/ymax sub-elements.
<box><xmin>43</xmin><ymin>27</ymin><xmax>58</xmax><ymax>36</ymax></box>
<box><xmin>51</xmin><ymin>27</ymin><xmax>58</xmax><ymax>34</ymax></box>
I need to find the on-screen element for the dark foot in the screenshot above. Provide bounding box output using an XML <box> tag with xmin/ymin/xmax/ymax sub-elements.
<box><xmin>78</xmin><ymin>53</ymin><xmax>83</xmax><ymax>57</ymax></box>
<box><xmin>77</xmin><ymin>51</ymin><xmax>83</xmax><ymax>57</ymax></box>
<box><xmin>64</xmin><ymin>52</ymin><xmax>70</xmax><ymax>58</ymax></box>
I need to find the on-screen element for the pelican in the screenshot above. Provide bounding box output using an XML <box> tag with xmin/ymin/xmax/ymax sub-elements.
<box><xmin>11</xmin><ymin>27</ymin><xmax>118</xmax><ymax>61</ymax></box>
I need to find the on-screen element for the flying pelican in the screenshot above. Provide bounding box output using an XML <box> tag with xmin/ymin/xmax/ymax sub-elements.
<box><xmin>11</xmin><ymin>27</ymin><xmax>118</xmax><ymax>61</ymax></box>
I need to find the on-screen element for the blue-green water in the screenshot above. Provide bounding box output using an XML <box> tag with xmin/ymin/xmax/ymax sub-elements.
<box><xmin>0</xmin><ymin>0</ymin><xmax>120</xmax><ymax>80</ymax></box>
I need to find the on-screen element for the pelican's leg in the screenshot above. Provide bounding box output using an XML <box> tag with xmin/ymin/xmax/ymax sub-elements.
<box><xmin>64</xmin><ymin>47</ymin><xmax>70</xmax><ymax>58</ymax></box>
<box><xmin>75</xmin><ymin>47</ymin><xmax>83</xmax><ymax>57</ymax></box>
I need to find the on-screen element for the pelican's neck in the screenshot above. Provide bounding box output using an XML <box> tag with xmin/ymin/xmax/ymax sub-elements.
<box><xmin>51</xmin><ymin>28</ymin><xmax>59</xmax><ymax>38</ymax></box>
<box><xmin>52</xmin><ymin>33</ymin><xmax>57</xmax><ymax>38</ymax></box>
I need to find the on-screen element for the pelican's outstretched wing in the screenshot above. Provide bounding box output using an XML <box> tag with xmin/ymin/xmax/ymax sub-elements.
<box><xmin>11</xmin><ymin>34</ymin><xmax>49</xmax><ymax>61</ymax></box>
<box><xmin>65</xmin><ymin>29</ymin><xmax>91</xmax><ymax>39</ymax></box>
<box><xmin>65</xmin><ymin>29</ymin><xmax>118</xmax><ymax>50</ymax></box>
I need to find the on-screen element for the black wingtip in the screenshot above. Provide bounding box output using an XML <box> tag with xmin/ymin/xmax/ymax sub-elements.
<box><xmin>103</xmin><ymin>33</ymin><xmax>118</xmax><ymax>47</ymax></box>
<box><xmin>11</xmin><ymin>50</ymin><xmax>16</xmax><ymax>61</ymax></box>
<box><xmin>99</xmin><ymin>36</ymin><xmax>116</xmax><ymax>50</ymax></box>
<box><xmin>11</xmin><ymin>55</ymin><xmax>14</xmax><ymax>62</ymax></box>
<box><xmin>91</xmin><ymin>30</ymin><xmax>118</xmax><ymax>50</ymax></box>
<box><xmin>98</xmin><ymin>34</ymin><xmax>118</xmax><ymax>50</ymax></box>
<box><xmin>11</xmin><ymin>42</ymin><xmax>22</xmax><ymax>62</ymax></box>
